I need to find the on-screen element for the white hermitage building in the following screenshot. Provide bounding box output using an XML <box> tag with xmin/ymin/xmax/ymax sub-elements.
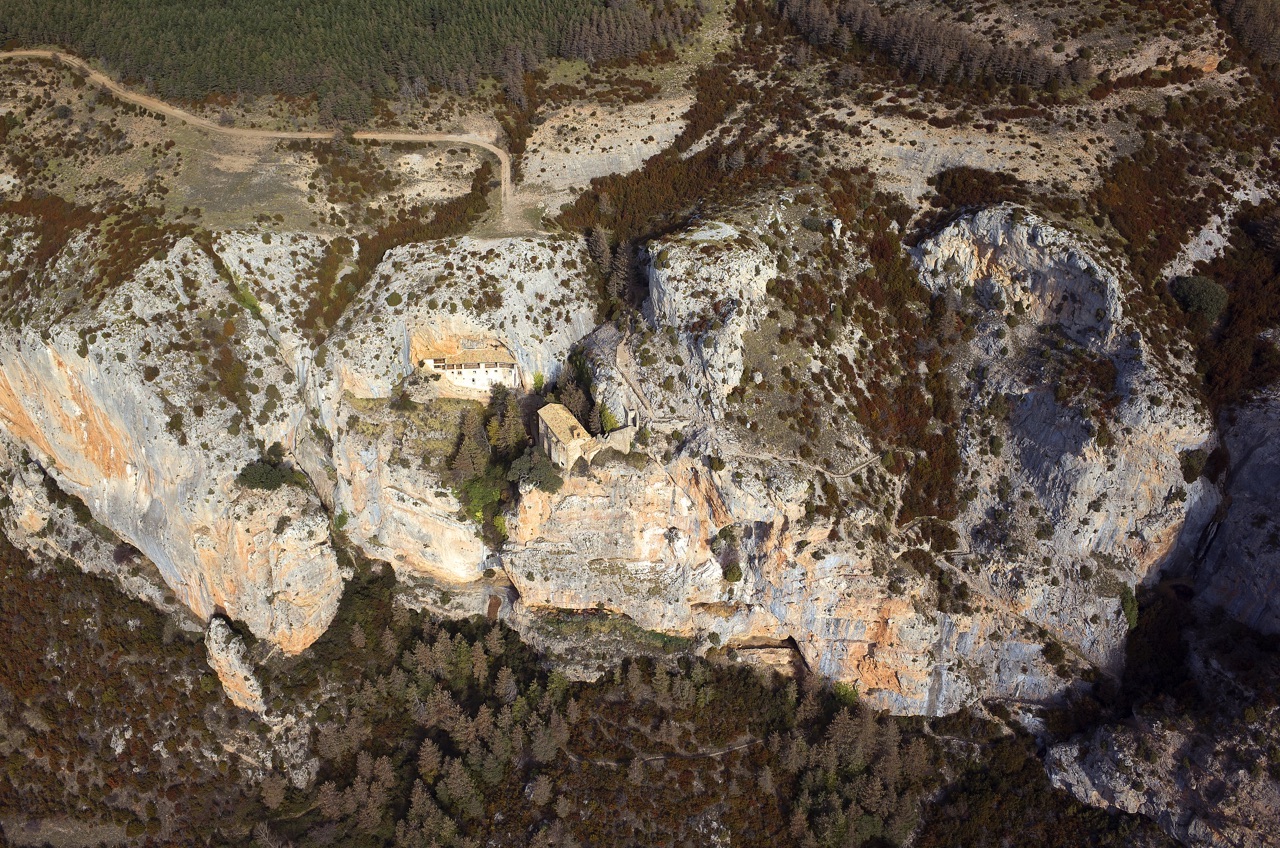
<box><xmin>419</xmin><ymin>343</ymin><xmax>519</xmax><ymax>391</ymax></box>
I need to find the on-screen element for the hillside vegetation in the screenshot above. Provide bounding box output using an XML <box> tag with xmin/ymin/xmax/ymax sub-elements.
<box><xmin>1220</xmin><ymin>0</ymin><xmax>1280</xmax><ymax>69</ymax></box>
<box><xmin>0</xmin><ymin>0</ymin><xmax>702</xmax><ymax>121</ymax></box>
<box><xmin>0</xmin><ymin>534</ymin><xmax>1175</xmax><ymax>846</ymax></box>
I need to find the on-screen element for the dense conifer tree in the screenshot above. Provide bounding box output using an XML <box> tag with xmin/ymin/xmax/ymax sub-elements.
<box><xmin>0</xmin><ymin>0</ymin><xmax>704</xmax><ymax>120</ymax></box>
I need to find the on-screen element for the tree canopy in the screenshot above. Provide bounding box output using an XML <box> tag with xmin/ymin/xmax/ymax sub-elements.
<box><xmin>0</xmin><ymin>0</ymin><xmax>702</xmax><ymax>121</ymax></box>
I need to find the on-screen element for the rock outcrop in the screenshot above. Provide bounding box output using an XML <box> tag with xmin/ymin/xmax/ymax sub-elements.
<box><xmin>914</xmin><ymin>207</ymin><xmax>1213</xmax><ymax>674</ymax></box>
<box><xmin>0</xmin><ymin>227</ymin><xmax>343</xmax><ymax>654</ymax></box>
<box><xmin>300</xmin><ymin>234</ymin><xmax>599</xmax><ymax>584</ymax></box>
<box><xmin>0</xmin><ymin>221</ymin><xmax>601</xmax><ymax>663</ymax></box>
<box><xmin>205</xmin><ymin>617</ymin><xmax>267</xmax><ymax>713</ymax></box>
<box><xmin>506</xmin><ymin>207</ymin><xmax>1212</xmax><ymax>714</ymax></box>
<box><xmin>507</xmin><ymin>457</ymin><xmax>731</xmax><ymax>635</ymax></box>
<box><xmin>646</xmin><ymin>222</ymin><xmax>777</xmax><ymax>410</ymax></box>
<box><xmin>0</xmin><ymin>204</ymin><xmax>1230</xmax><ymax>720</ymax></box>
<box><xmin>1046</xmin><ymin>622</ymin><xmax>1280</xmax><ymax>848</ymax></box>
<box><xmin>1192</xmin><ymin>388</ymin><xmax>1280</xmax><ymax>633</ymax></box>
<box><xmin>1047</xmin><ymin>723</ymin><xmax>1280</xmax><ymax>848</ymax></box>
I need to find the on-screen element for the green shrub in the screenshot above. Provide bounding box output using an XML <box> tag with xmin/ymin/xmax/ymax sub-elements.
<box><xmin>599</xmin><ymin>403</ymin><xmax>619</xmax><ymax>433</ymax></box>
<box><xmin>1179</xmin><ymin>448</ymin><xmax>1208</xmax><ymax>483</ymax></box>
<box><xmin>236</xmin><ymin>442</ymin><xmax>309</xmax><ymax>490</ymax></box>
<box><xmin>1120</xmin><ymin>585</ymin><xmax>1139</xmax><ymax>631</ymax></box>
<box><xmin>1170</xmin><ymin>275</ymin><xmax>1228</xmax><ymax>325</ymax></box>
<box><xmin>832</xmin><ymin>681</ymin><xmax>859</xmax><ymax>707</ymax></box>
<box><xmin>507</xmin><ymin>448</ymin><xmax>563</xmax><ymax>494</ymax></box>
<box><xmin>459</xmin><ymin>466</ymin><xmax>506</xmax><ymax>523</ymax></box>
<box><xmin>236</xmin><ymin>461</ymin><xmax>288</xmax><ymax>490</ymax></box>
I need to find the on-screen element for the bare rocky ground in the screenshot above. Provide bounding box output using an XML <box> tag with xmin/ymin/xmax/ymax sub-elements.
<box><xmin>0</xmin><ymin>59</ymin><xmax>486</xmax><ymax>234</ymax></box>
<box><xmin>521</xmin><ymin>94</ymin><xmax>692</xmax><ymax>214</ymax></box>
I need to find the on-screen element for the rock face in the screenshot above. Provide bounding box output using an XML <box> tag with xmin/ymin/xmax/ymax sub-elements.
<box><xmin>646</xmin><ymin>222</ymin><xmax>777</xmax><ymax>408</ymax></box>
<box><xmin>300</xmin><ymin>234</ymin><xmax>599</xmax><ymax>584</ymax></box>
<box><xmin>508</xmin><ymin>457</ymin><xmax>731</xmax><ymax>635</ymax></box>
<box><xmin>913</xmin><ymin>206</ymin><xmax>1213</xmax><ymax>675</ymax></box>
<box><xmin>505</xmin><ymin>207</ymin><xmax>1212</xmax><ymax>714</ymax></box>
<box><xmin>0</xmin><ymin>229</ymin><xmax>343</xmax><ymax>654</ymax></box>
<box><xmin>306</xmin><ymin>234</ymin><xmax>597</xmax><ymax>417</ymax></box>
<box><xmin>1046</xmin><ymin>625</ymin><xmax>1280</xmax><ymax>848</ymax></box>
<box><xmin>205</xmin><ymin>617</ymin><xmax>267</xmax><ymax>713</ymax></box>
<box><xmin>0</xmin><ymin>432</ymin><xmax>196</xmax><ymax>623</ymax></box>
<box><xmin>0</xmin><ymin>203</ymin><xmax>1228</xmax><ymax>719</ymax></box>
<box><xmin>1193</xmin><ymin>388</ymin><xmax>1280</xmax><ymax>633</ymax></box>
<box><xmin>1047</xmin><ymin>726</ymin><xmax>1278</xmax><ymax>847</ymax></box>
<box><xmin>0</xmin><ymin>221</ymin><xmax>601</xmax><ymax>663</ymax></box>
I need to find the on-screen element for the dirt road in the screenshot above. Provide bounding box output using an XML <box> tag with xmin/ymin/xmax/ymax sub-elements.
<box><xmin>0</xmin><ymin>49</ymin><xmax>518</xmax><ymax>230</ymax></box>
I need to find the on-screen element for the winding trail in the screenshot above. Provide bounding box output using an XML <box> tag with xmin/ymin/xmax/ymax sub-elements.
<box><xmin>0</xmin><ymin>49</ymin><xmax>519</xmax><ymax>230</ymax></box>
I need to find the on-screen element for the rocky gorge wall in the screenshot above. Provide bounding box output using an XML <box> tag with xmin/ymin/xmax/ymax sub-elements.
<box><xmin>913</xmin><ymin>207</ymin><xmax>1214</xmax><ymax>674</ymax></box>
<box><xmin>505</xmin><ymin>207</ymin><xmax>1215</xmax><ymax>715</ymax></box>
<box><xmin>0</xmin><ymin>230</ymin><xmax>343</xmax><ymax>655</ymax></box>
<box><xmin>0</xmin><ymin>204</ymin><xmax>1252</xmax><ymax>724</ymax></box>
<box><xmin>1191</xmin><ymin>387</ymin><xmax>1280</xmax><ymax>633</ymax></box>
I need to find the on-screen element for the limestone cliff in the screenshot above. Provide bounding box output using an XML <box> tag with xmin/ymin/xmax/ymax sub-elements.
<box><xmin>0</xmin><ymin>226</ymin><xmax>342</xmax><ymax>654</ymax></box>
<box><xmin>300</xmin><ymin>234</ymin><xmax>600</xmax><ymax>584</ymax></box>
<box><xmin>1048</xmin><ymin>721</ymin><xmax>1280</xmax><ymax>848</ymax></box>
<box><xmin>913</xmin><ymin>207</ymin><xmax>1213</xmax><ymax>675</ymax></box>
<box><xmin>504</xmin><ymin>207</ymin><xmax>1215</xmax><ymax>714</ymax></box>
<box><xmin>0</xmin><ymin>219</ymin><xmax>608</xmax><ymax>652</ymax></box>
<box><xmin>645</xmin><ymin>222</ymin><xmax>778</xmax><ymax>414</ymax></box>
<box><xmin>1043</xmin><ymin>382</ymin><xmax>1280</xmax><ymax>848</ymax></box>
<box><xmin>1046</xmin><ymin>620</ymin><xmax>1280</xmax><ymax>848</ymax></box>
<box><xmin>0</xmin><ymin>221</ymin><xmax>609</xmax><ymax>659</ymax></box>
<box><xmin>1192</xmin><ymin>387</ymin><xmax>1280</xmax><ymax>633</ymax></box>
<box><xmin>205</xmin><ymin>617</ymin><xmax>267</xmax><ymax>713</ymax></box>
<box><xmin>0</xmin><ymin>204</ymin><xmax>1232</xmax><ymax>721</ymax></box>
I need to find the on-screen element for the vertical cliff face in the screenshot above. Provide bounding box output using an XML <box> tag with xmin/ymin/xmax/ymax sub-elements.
<box><xmin>646</xmin><ymin>222</ymin><xmax>778</xmax><ymax>411</ymax></box>
<box><xmin>507</xmin><ymin>458</ymin><xmax>733</xmax><ymax>634</ymax></box>
<box><xmin>504</xmin><ymin>437</ymin><xmax>1083</xmax><ymax>714</ymax></box>
<box><xmin>1047</xmin><ymin>719</ymin><xmax>1280</xmax><ymax>848</ymax></box>
<box><xmin>0</xmin><ymin>204</ymin><xmax>1235</xmax><ymax>719</ymax></box>
<box><xmin>914</xmin><ymin>207</ymin><xmax>1213</xmax><ymax>673</ymax></box>
<box><xmin>0</xmin><ymin>220</ymin><xmax>606</xmax><ymax>661</ymax></box>
<box><xmin>1193</xmin><ymin>388</ymin><xmax>1280</xmax><ymax>633</ymax></box>
<box><xmin>1045</xmin><ymin>614</ymin><xmax>1280</xmax><ymax>848</ymax></box>
<box><xmin>298</xmin><ymin>234</ymin><xmax>601</xmax><ymax>584</ymax></box>
<box><xmin>505</xmin><ymin>207</ymin><xmax>1216</xmax><ymax>715</ymax></box>
<box><xmin>0</xmin><ymin>227</ymin><xmax>344</xmax><ymax>654</ymax></box>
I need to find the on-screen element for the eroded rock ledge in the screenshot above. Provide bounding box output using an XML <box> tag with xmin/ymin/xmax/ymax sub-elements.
<box><xmin>0</xmin><ymin>207</ymin><xmax>1227</xmax><ymax>718</ymax></box>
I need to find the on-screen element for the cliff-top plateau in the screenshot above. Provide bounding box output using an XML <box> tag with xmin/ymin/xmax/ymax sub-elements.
<box><xmin>0</xmin><ymin>0</ymin><xmax>1278</xmax><ymax>845</ymax></box>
